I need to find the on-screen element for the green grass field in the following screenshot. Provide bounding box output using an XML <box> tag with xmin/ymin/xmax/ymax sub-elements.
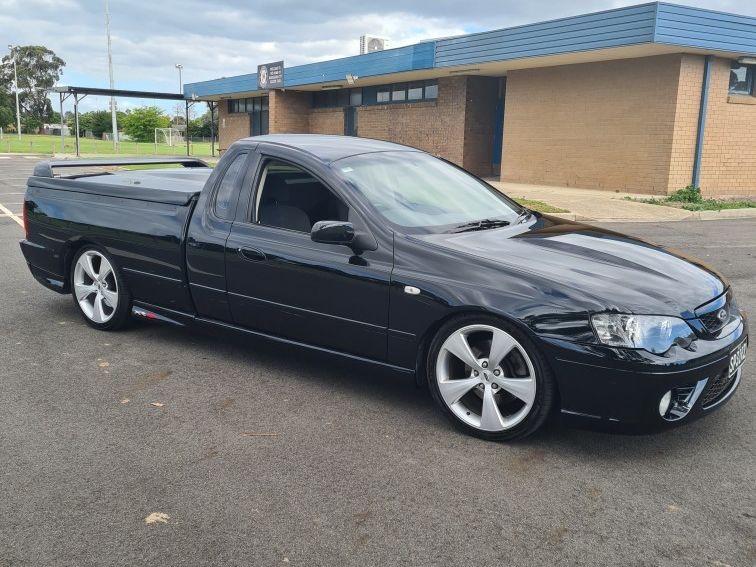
<box><xmin>513</xmin><ymin>197</ymin><xmax>569</xmax><ymax>213</ymax></box>
<box><xmin>0</xmin><ymin>134</ymin><xmax>214</xmax><ymax>157</ymax></box>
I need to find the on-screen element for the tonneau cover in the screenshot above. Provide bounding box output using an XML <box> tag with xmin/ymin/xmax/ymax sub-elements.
<box><xmin>28</xmin><ymin>166</ymin><xmax>212</xmax><ymax>206</ymax></box>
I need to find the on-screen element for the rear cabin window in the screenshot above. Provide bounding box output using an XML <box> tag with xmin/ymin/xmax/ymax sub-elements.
<box><xmin>214</xmin><ymin>153</ymin><xmax>247</xmax><ymax>220</ymax></box>
<box><xmin>254</xmin><ymin>160</ymin><xmax>349</xmax><ymax>233</ymax></box>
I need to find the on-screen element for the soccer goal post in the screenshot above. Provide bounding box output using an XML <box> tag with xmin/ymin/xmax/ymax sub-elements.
<box><xmin>154</xmin><ymin>128</ymin><xmax>185</xmax><ymax>147</ymax></box>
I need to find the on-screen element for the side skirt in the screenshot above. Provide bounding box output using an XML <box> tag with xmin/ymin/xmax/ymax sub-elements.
<box><xmin>130</xmin><ymin>301</ymin><xmax>415</xmax><ymax>375</ymax></box>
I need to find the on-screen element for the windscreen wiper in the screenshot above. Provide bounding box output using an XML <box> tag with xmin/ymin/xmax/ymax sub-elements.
<box><xmin>514</xmin><ymin>209</ymin><xmax>532</xmax><ymax>224</ymax></box>
<box><xmin>449</xmin><ymin>218</ymin><xmax>512</xmax><ymax>233</ymax></box>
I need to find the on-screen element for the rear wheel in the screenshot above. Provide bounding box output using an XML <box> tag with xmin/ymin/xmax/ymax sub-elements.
<box><xmin>70</xmin><ymin>246</ymin><xmax>131</xmax><ymax>330</ymax></box>
<box><xmin>427</xmin><ymin>315</ymin><xmax>555</xmax><ymax>441</ymax></box>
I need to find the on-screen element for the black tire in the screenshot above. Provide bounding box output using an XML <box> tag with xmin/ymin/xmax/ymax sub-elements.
<box><xmin>70</xmin><ymin>245</ymin><xmax>132</xmax><ymax>331</ymax></box>
<box><xmin>427</xmin><ymin>314</ymin><xmax>556</xmax><ymax>441</ymax></box>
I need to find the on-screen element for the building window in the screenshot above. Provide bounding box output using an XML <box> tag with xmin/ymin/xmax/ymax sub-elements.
<box><xmin>424</xmin><ymin>81</ymin><xmax>438</xmax><ymax>99</ymax></box>
<box><xmin>407</xmin><ymin>82</ymin><xmax>424</xmax><ymax>100</ymax></box>
<box><xmin>311</xmin><ymin>80</ymin><xmax>438</xmax><ymax>109</ymax></box>
<box><xmin>228</xmin><ymin>96</ymin><xmax>269</xmax><ymax>113</ymax></box>
<box><xmin>376</xmin><ymin>87</ymin><xmax>390</xmax><ymax>103</ymax></box>
<box><xmin>729</xmin><ymin>61</ymin><xmax>754</xmax><ymax>95</ymax></box>
<box><xmin>312</xmin><ymin>88</ymin><xmax>359</xmax><ymax>108</ymax></box>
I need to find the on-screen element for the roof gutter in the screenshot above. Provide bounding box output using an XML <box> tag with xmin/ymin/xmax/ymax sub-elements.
<box><xmin>692</xmin><ymin>55</ymin><xmax>712</xmax><ymax>188</ymax></box>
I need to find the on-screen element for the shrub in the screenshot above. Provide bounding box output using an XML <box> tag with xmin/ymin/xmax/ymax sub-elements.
<box><xmin>667</xmin><ymin>185</ymin><xmax>702</xmax><ymax>203</ymax></box>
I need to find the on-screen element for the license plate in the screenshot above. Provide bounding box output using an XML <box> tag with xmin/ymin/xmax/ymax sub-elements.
<box><xmin>729</xmin><ymin>340</ymin><xmax>748</xmax><ymax>377</ymax></box>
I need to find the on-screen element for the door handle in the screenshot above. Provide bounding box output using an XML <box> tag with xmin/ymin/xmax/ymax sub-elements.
<box><xmin>238</xmin><ymin>247</ymin><xmax>266</xmax><ymax>262</ymax></box>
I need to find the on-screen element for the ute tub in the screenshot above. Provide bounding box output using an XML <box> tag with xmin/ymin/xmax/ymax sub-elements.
<box><xmin>21</xmin><ymin>158</ymin><xmax>212</xmax><ymax>313</ymax></box>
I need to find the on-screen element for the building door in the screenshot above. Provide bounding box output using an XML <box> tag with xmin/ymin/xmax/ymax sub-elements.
<box><xmin>249</xmin><ymin>96</ymin><xmax>269</xmax><ymax>136</ymax></box>
<box><xmin>491</xmin><ymin>78</ymin><xmax>506</xmax><ymax>176</ymax></box>
<box><xmin>344</xmin><ymin>106</ymin><xmax>358</xmax><ymax>136</ymax></box>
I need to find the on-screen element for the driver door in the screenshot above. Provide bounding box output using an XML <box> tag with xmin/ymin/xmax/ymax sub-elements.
<box><xmin>225</xmin><ymin>149</ymin><xmax>392</xmax><ymax>361</ymax></box>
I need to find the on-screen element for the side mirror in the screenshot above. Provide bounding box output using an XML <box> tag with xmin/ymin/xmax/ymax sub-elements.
<box><xmin>311</xmin><ymin>220</ymin><xmax>355</xmax><ymax>247</ymax></box>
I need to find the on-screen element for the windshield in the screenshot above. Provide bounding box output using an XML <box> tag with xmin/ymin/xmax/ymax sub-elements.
<box><xmin>333</xmin><ymin>151</ymin><xmax>524</xmax><ymax>233</ymax></box>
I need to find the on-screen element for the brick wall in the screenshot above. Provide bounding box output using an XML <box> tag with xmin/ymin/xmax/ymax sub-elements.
<box><xmin>698</xmin><ymin>58</ymin><xmax>756</xmax><ymax>197</ymax></box>
<box><xmin>357</xmin><ymin>77</ymin><xmax>469</xmax><ymax>170</ymax></box>
<box><xmin>214</xmin><ymin>77</ymin><xmax>498</xmax><ymax>177</ymax></box>
<box><xmin>269</xmin><ymin>90</ymin><xmax>310</xmax><ymax>133</ymax></box>
<box><xmin>667</xmin><ymin>55</ymin><xmax>703</xmax><ymax>192</ymax></box>
<box><xmin>501</xmin><ymin>55</ymin><xmax>685</xmax><ymax>194</ymax></box>
<box><xmin>310</xmin><ymin>108</ymin><xmax>344</xmax><ymax>135</ymax></box>
<box><xmin>218</xmin><ymin>102</ymin><xmax>250</xmax><ymax>151</ymax></box>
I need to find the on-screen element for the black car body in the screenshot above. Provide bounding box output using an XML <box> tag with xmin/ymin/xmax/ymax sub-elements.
<box><xmin>20</xmin><ymin>135</ymin><xmax>748</xmax><ymax>439</ymax></box>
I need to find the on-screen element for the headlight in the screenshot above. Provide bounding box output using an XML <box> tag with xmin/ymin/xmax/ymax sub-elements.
<box><xmin>590</xmin><ymin>314</ymin><xmax>695</xmax><ymax>354</ymax></box>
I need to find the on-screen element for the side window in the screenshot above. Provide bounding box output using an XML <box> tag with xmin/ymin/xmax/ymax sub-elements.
<box><xmin>254</xmin><ymin>159</ymin><xmax>349</xmax><ymax>233</ymax></box>
<box><xmin>213</xmin><ymin>153</ymin><xmax>247</xmax><ymax>220</ymax></box>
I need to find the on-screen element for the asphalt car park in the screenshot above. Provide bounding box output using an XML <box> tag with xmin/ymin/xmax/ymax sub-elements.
<box><xmin>0</xmin><ymin>154</ymin><xmax>753</xmax><ymax>566</ymax></box>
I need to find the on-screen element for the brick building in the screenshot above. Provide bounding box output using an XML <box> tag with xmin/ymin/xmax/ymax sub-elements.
<box><xmin>185</xmin><ymin>2</ymin><xmax>756</xmax><ymax>197</ymax></box>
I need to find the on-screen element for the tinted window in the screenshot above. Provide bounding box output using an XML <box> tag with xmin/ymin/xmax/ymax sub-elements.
<box><xmin>255</xmin><ymin>160</ymin><xmax>349</xmax><ymax>232</ymax></box>
<box><xmin>214</xmin><ymin>153</ymin><xmax>247</xmax><ymax>220</ymax></box>
<box><xmin>335</xmin><ymin>151</ymin><xmax>522</xmax><ymax>233</ymax></box>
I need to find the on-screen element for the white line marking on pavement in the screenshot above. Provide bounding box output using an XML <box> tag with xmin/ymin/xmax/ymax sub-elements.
<box><xmin>0</xmin><ymin>202</ymin><xmax>23</xmax><ymax>227</ymax></box>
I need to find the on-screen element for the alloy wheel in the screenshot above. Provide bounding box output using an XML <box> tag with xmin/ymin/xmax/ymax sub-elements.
<box><xmin>73</xmin><ymin>250</ymin><xmax>119</xmax><ymax>324</ymax></box>
<box><xmin>435</xmin><ymin>324</ymin><xmax>537</xmax><ymax>432</ymax></box>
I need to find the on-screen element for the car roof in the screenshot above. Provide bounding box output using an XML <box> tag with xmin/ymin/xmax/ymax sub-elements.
<box><xmin>238</xmin><ymin>134</ymin><xmax>419</xmax><ymax>163</ymax></box>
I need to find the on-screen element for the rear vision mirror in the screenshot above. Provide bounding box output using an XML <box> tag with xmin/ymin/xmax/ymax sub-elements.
<box><xmin>311</xmin><ymin>221</ymin><xmax>355</xmax><ymax>246</ymax></box>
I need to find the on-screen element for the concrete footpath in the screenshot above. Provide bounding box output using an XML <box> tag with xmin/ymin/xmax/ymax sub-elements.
<box><xmin>490</xmin><ymin>180</ymin><xmax>756</xmax><ymax>223</ymax></box>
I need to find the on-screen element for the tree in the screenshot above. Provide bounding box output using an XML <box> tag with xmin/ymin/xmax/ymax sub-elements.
<box><xmin>68</xmin><ymin>109</ymin><xmax>129</xmax><ymax>137</ymax></box>
<box><xmin>22</xmin><ymin>115</ymin><xmax>42</xmax><ymax>133</ymax></box>
<box><xmin>0</xmin><ymin>46</ymin><xmax>65</xmax><ymax>129</ymax></box>
<box><xmin>0</xmin><ymin>88</ymin><xmax>14</xmax><ymax>130</ymax></box>
<box><xmin>122</xmin><ymin>106</ymin><xmax>170</xmax><ymax>142</ymax></box>
<box><xmin>187</xmin><ymin>108</ymin><xmax>217</xmax><ymax>138</ymax></box>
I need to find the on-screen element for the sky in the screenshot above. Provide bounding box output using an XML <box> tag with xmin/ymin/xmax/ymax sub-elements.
<box><xmin>2</xmin><ymin>0</ymin><xmax>755</xmax><ymax>114</ymax></box>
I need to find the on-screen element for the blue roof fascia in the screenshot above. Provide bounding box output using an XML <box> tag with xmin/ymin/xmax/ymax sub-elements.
<box><xmin>433</xmin><ymin>3</ymin><xmax>658</xmax><ymax>67</ymax></box>
<box><xmin>185</xmin><ymin>42</ymin><xmax>435</xmax><ymax>98</ymax></box>
<box><xmin>653</xmin><ymin>3</ymin><xmax>756</xmax><ymax>56</ymax></box>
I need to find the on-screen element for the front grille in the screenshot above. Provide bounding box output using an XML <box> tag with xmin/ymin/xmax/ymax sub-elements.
<box><xmin>698</xmin><ymin>310</ymin><xmax>729</xmax><ymax>334</ymax></box>
<box><xmin>694</xmin><ymin>292</ymin><xmax>738</xmax><ymax>336</ymax></box>
<box><xmin>700</xmin><ymin>368</ymin><xmax>738</xmax><ymax>407</ymax></box>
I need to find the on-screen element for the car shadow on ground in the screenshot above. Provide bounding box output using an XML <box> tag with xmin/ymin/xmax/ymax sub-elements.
<box><xmin>44</xmin><ymin>294</ymin><xmax>743</xmax><ymax>462</ymax></box>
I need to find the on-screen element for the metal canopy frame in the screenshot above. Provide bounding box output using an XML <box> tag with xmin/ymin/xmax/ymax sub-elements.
<box><xmin>51</xmin><ymin>86</ymin><xmax>216</xmax><ymax>157</ymax></box>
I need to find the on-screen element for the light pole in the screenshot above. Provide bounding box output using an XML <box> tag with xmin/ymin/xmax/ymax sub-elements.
<box><xmin>6</xmin><ymin>45</ymin><xmax>21</xmax><ymax>140</ymax></box>
<box><xmin>104</xmin><ymin>0</ymin><xmax>118</xmax><ymax>149</ymax></box>
<box><xmin>175</xmin><ymin>64</ymin><xmax>183</xmax><ymax>93</ymax></box>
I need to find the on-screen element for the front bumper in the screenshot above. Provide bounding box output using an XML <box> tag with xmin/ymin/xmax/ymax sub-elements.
<box><xmin>541</xmin><ymin>318</ymin><xmax>748</xmax><ymax>433</ymax></box>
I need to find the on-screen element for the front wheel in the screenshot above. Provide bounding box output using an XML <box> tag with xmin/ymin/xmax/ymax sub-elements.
<box><xmin>70</xmin><ymin>246</ymin><xmax>131</xmax><ymax>330</ymax></box>
<box><xmin>427</xmin><ymin>315</ymin><xmax>555</xmax><ymax>441</ymax></box>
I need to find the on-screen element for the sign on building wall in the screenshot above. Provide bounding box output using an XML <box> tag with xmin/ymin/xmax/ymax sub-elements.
<box><xmin>257</xmin><ymin>61</ymin><xmax>284</xmax><ymax>90</ymax></box>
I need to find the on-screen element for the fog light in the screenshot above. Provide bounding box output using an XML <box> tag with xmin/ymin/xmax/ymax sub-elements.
<box><xmin>659</xmin><ymin>390</ymin><xmax>672</xmax><ymax>417</ymax></box>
